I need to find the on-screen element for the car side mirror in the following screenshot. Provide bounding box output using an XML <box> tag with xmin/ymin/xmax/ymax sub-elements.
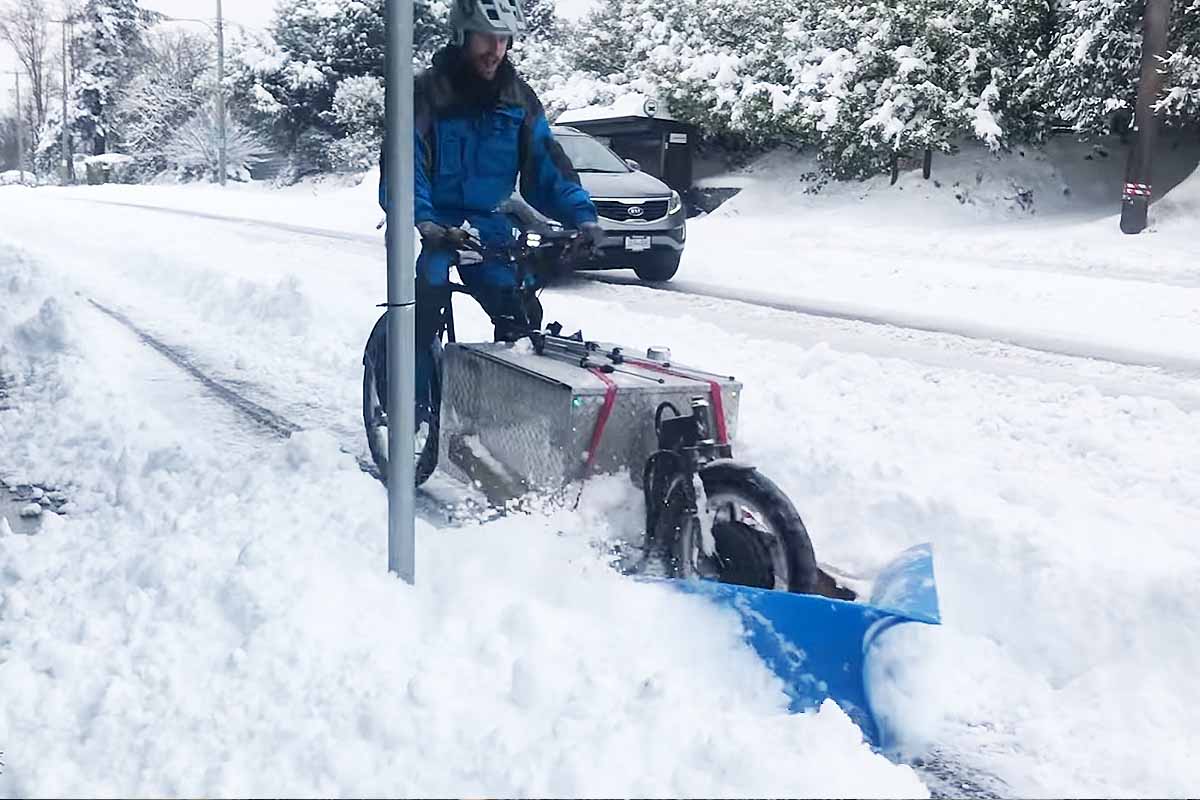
<box><xmin>625</xmin><ymin>159</ymin><xmax>641</xmax><ymax>172</ymax></box>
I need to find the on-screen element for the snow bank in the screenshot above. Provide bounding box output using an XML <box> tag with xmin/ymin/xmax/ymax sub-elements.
<box><xmin>38</xmin><ymin>169</ymin><xmax>384</xmax><ymax>237</ymax></box>
<box><xmin>84</xmin><ymin>153</ymin><xmax>135</xmax><ymax>167</ymax></box>
<box><xmin>700</xmin><ymin>136</ymin><xmax>1200</xmax><ymax>223</ymax></box>
<box><xmin>1150</xmin><ymin>161</ymin><xmax>1200</xmax><ymax>231</ymax></box>
<box><xmin>0</xmin><ymin>170</ymin><xmax>36</xmax><ymax>186</ymax></box>
<box><xmin>0</xmin><ymin>242</ymin><xmax>924</xmax><ymax>797</ymax></box>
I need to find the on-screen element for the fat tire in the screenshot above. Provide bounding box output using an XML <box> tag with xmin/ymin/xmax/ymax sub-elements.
<box><xmin>361</xmin><ymin>325</ymin><xmax>440</xmax><ymax>487</ymax></box>
<box><xmin>654</xmin><ymin>464</ymin><xmax>819</xmax><ymax>594</ymax></box>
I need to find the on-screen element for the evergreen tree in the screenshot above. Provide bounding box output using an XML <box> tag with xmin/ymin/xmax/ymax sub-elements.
<box><xmin>228</xmin><ymin>0</ymin><xmax>448</xmax><ymax>171</ymax></box>
<box><xmin>73</xmin><ymin>0</ymin><xmax>153</xmax><ymax>154</ymax></box>
<box><xmin>1042</xmin><ymin>0</ymin><xmax>1200</xmax><ymax>134</ymax></box>
<box><xmin>1042</xmin><ymin>0</ymin><xmax>1143</xmax><ymax>134</ymax></box>
<box><xmin>522</xmin><ymin>0</ymin><xmax>559</xmax><ymax>39</ymax></box>
<box><xmin>1160</xmin><ymin>0</ymin><xmax>1200</xmax><ymax>125</ymax></box>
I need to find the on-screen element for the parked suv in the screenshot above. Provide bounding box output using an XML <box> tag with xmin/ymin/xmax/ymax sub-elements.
<box><xmin>513</xmin><ymin>126</ymin><xmax>687</xmax><ymax>282</ymax></box>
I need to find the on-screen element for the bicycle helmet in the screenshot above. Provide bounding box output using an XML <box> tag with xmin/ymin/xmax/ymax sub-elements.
<box><xmin>450</xmin><ymin>0</ymin><xmax>528</xmax><ymax>45</ymax></box>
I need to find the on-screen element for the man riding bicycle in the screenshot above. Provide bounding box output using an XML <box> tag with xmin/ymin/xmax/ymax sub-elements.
<box><xmin>377</xmin><ymin>0</ymin><xmax>603</xmax><ymax>428</ymax></box>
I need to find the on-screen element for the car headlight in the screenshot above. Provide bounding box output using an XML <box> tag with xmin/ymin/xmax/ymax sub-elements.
<box><xmin>668</xmin><ymin>190</ymin><xmax>682</xmax><ymax>215</ymax></box>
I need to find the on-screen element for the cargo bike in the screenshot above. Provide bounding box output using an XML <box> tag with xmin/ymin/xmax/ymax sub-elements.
<box><xmin>362</xmin><ymin>223</ymin><xmax>942</xmax><ymax>748</ymax></box>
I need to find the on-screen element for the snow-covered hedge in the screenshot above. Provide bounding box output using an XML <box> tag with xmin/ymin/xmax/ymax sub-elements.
<box><xmin>546</xmin><ymin>0</ymin><xmax>1200</xmax><ymax>177</ymax></box>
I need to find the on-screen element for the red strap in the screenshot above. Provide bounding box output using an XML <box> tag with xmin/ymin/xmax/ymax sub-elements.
<box><xmin>628</xmin><ymin>361</ymin><xmax>729</xmax><ymax>444</ymax></box>
<box><xmin>585</xmin><ymin>368</ymin><xmax>619</xmax><ymax>470</ymax></box>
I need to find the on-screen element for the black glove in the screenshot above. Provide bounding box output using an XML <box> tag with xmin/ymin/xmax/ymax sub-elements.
<box><xmin>578</xmin><ymin>221</ymin><xmax>605</xmax><ymax>253</ymax></box>
<box><xmin>562</xmin><ymin>221</ymin><xmax>604</xmax><ymax>267</ymax></box>
<box><xmin>416</xmin><ymin>221</ymin><xmax>471</xmax><ymax>248</ymax></box>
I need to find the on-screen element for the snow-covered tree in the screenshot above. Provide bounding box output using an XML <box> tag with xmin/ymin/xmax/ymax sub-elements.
<box><xmin>114</xmin><ymin>28</ymin><xmax>213</xmax><ymax>159</ymax></box>
<box><xmin>1159</xmin><ymin>1</ymin><xmax>1200</xmax><ymax>124</ymax></box>
<box><xmin>1041</xmin><ymin>0</ymin><xmax>1143</xmax><ymax>134</ymax></box>
<box><xmin>0</xmin><ymin>0</ymin><xmax>53</xmax><ymax>127</ymax></box>
<box><xmin>778</xmin><ymin>0</ymin><xmax>1052</xmax><ymax>176</ymax></box>
<box><xmin>1042</xmin><ymin>0</ymin><xmax>1200</xmax><ymax>134</ymax></box>
<box><xmin>559</xmin><ymin>0</ymin><xmax>1053</xmax><ymax>177</ymax></box>
<box><xmin>72</xmin><ymin>0</ymin><xmax>155</xmax><ymax>154</ymax></box>
<box><xmin>1</xmin><ymin>111</ymin><xmax>22</xmax><ymax>170</ymax></box>
<box><xmin>522</xmin><ymin>0</ymin><xmax>560</xmax><ymax>39</ymax></box>
<box><xmin>228</xmin><ymin>0</ymin><xmax>447</xmax><ymax>173</ymax></box>
<box><xmin>326</xmin><ymin>74</ymin><xmax>384</xmax><ymax>170</ymax></box>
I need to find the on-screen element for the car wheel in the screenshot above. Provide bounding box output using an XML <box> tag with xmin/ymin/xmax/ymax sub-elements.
<box><xmin>634</xmin><ymin>251</ymin><xmax>681</xmax><ymax>282</ymax></box>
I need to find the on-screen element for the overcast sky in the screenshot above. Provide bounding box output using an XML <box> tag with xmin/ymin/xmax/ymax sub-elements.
<box><xmin>3</xmin><ymin>0</ymin><xmax>595</xmax><ymax>112</ymax></box>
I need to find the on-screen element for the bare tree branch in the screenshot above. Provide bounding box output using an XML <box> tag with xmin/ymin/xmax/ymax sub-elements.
<box><xmin>0</xmin><ymin>0</ymin><xmax>52</xmax><ymax>126</ymax></box>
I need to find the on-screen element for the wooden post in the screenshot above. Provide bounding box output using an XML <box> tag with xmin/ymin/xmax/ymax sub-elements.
<box><xmin>1120</xmin><ymin>0</ymin><xmax>1174</xmax><ymax>234</ymax></box>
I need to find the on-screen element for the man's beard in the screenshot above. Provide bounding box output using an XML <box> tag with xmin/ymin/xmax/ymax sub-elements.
<box><xmin>447</xmin><ymin>46</ymin><xmax>511</xmax><ymax>108</ymax></box>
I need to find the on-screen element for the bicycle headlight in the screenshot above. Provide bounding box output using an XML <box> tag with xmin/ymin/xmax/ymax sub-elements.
<box><xmin>668</xmin><ymin>190</ymin><xmax>682</xmax><ymax>215</ymax></box>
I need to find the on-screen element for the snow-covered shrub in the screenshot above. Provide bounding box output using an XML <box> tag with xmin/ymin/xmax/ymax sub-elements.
<box><xmin>114</xmin><ymin>29</ymin><xmax>214</xmax><ymax>161</ymax></box>
<box><xmin>83</xmin><ymin>153</ymin><xmax>136</xmax><ymax>184</ymax></box>
<box><xmin>325</xmin><ymin>75</ymin><xmax>385</xmax><ymax>171</ymax></box>
<box><xmin>163</xmin><ymin>105</ymin><xmax>267</xmax><ymax>181</ymax></box>
<box><xmin>570</xmin><ymin>0</ymin><xmax>1050</xmax><ymax>177</ymax></box>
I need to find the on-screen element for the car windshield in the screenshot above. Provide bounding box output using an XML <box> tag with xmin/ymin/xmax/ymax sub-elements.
<box><xmin>555</xmin><ymin>134</ymin><xmax>630</xmax><ymax>174</ymax></box>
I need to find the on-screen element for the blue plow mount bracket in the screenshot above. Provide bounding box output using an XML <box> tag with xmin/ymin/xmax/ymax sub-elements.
<box><xmin>674</xmin><ymin>543</ymin><xmax>941</xmax><ymax>747</ymax></box>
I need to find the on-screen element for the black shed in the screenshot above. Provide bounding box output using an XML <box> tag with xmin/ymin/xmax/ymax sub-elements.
<box><xmin>556</xmin><ymin>97</ymin><xmax>697</xmax><ymax>193</ymax></box>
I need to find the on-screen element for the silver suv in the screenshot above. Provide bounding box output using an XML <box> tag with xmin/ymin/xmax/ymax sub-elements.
<box><xmin>515</xmin><ymin>126</ymin><xmax>687</xmax><ymax>282</ymax></box>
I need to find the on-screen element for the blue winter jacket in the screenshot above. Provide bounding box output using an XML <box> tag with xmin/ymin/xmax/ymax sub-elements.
<box><xmin>379</xmin><ymin>48</ymin><xmax>597</xmax><ymax>242</ymax></box>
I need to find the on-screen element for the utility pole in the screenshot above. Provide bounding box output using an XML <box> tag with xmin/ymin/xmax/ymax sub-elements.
<box><xmin>51</xmin><ymin>16</ymin><xmax>74</xmax><ymax>184</ymax></box>
<box><xmin>1121</xmin><ymin>0</ymin><xmax>1174</xmax><ymax>234</ymax></box>
<box><xmin>5</xmin><ymin>70</ymin><xmax>25</xmax><ymax>185</ymax></box>
<box><xmin>160</xmin><ymin>11</ymin><xmax>232</xmax><ymax>184</ymax></box>
<box><xmin>385</xmin><ymin>0</ymin><xmax>416</xmax><ymax>583</ymax></box>
<box><xmin>216</xmin><ymin>0</ymin><xmax>226</xmax><ymax>186</ymax></box>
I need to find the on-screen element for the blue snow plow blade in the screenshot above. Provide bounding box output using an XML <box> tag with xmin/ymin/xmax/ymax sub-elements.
<box><xmin>675</xmin><ymin>543</ymin><xmax>940</xmax><ymax>747</ymax></box>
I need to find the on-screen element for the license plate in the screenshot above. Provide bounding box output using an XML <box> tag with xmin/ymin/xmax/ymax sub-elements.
<box><xmin>625</xmin><ymin>236</ymin><xmax>651</xmax><ymax>252</ymax></box>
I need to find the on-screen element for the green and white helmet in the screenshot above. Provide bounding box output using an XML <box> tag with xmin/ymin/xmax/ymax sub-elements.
<box><xmin>450</xmin><ymin>0</ymin><xmax>528</xmax><ymax>44</ymax></box>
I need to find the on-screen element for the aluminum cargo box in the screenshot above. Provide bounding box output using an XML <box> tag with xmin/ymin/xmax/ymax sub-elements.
<box><xmin>438</xmin><ymin>341</ymin><xmax>741</xmax><ymax>500</ymax></box>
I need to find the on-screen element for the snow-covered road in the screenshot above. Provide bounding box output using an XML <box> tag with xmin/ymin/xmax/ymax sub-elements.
<box><xmin>2</xmin><ymin>172</ymin><xmax>1198</xmax><ymax>798</ymax></box>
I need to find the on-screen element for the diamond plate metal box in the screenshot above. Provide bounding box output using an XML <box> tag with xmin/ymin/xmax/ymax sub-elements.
<box><xmin>438</xmin><ymin>341</ymin><xmax>741</xmax><ymax>500</ymax></box>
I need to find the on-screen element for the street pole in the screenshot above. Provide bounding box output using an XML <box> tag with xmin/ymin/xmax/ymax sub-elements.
<box><xmin>5</xmin><ymin>71</ymin><xmax>25</xmax><ymax>186</ymax></box>
<box><xmin>385</xmin><ymin>0</ymin><xmax>416</xmax><ymax>583</ymax></box>
<box><xmin>53</xmin><ymin>17</ymin><xmax>73</xmax><ymax>184</ymax></box>
<box><xmin>216</xmin><ymin>0</ymin><xmax>227</xmax><ymax>186</ymax></box>
<box><xmin>1120</xmin><ymin>0</ymin><xmax>1174</xmax><ymax>234</ymax></box>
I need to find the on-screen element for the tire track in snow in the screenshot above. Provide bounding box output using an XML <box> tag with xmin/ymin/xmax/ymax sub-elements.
<box><xmin>89</xmin><ymin>299</ymin><xmax>303</xmax><ymax>439</ymax></box>
<box><xmin>581</xmin><ymin>273</ymin><xmax>1200</xmax><ymax>377</ymax></box>
<box><xmin>87</xmin><ymin>298</ymin><xmax>476</xmax><ymax>525</ymax></box>
<box><xmin>73</xmin><ymin>197</ymin><xmax>1200</xmax><ymax>377</ymax></box>
<box><xmin>81</xmin><ymin>198</ymin><xmax>382</xmax><ymax>246</ymax></box>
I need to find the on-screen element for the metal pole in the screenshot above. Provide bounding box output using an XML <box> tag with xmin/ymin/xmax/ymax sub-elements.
<box><xmin>385</xmin><ymin>0</ymin><xmax>416</xmax><ymax>582</ymax></box>
<box><xmin>58</xmin><ymin>18</ymin><xmax>71</xmax><ymax>184</ymax></box>
<box><xmin>216</xmin><ymin>0</ymin><xmax>227</xmax><ymax>186</ymax></box>
<box><xmin>1120</xmin><ymin>0</ymin><xmax>1174</xmax><ymax>234</ymax></box>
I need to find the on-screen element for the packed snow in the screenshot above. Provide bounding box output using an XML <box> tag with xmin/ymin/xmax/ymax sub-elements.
<box><xmin>2</xmin><ymin>138</ymin><xmax>1199</xmax><ymax>797</ymax></box>
<box><xmin>0</xmin><ymin>240</ymin><xmax>922</xmax><ymax>797</ymax></box>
